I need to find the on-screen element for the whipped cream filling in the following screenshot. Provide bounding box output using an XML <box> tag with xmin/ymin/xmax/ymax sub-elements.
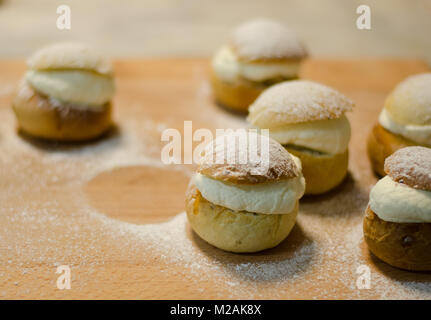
<box><xmin>212</xmin><ymin>45</ymin><xmax>300</xmax><ymax>83</ymax></box>
<box><xmin>193</xmin><ymin>157</ymin><xmax>305</xmax><ymax>215</ymax></box>
<box><xmin>26</xmin><ymin>69</ymin><xmax>115</xmax><ymax>107</ymax></box>
<box><xmin>267</xmin><ymin>115</ymin><xmax>351</xmax><ymax>155</ymax></box>
<box><xmin>379</xmin><ymin>109</ymin><xmax>431</xmax><ymax>146</ymax></box>
<box><xmin>369</xmin><ymin>176</ymin><xmax>431</xmax><ymax>223</ymax></box>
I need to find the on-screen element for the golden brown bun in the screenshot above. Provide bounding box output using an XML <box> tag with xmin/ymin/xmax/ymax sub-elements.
<box><xmin>186</xmin><ymin>183</ymin><xmax>297</xmax><ymax>253</ymax></box>
<box><xmin>384</xmin><ymin>146</ymin><xmax>431</xmax><ymax>191</ymax></box>
<box><xmin>286</xmin><ymin>147</ymin><xmax>348</xmax><ymax>195</ymax></box>
<box><xmin>210</xmin><ymin>70</ymin><xmax>265</xmax><ymax>112</ymax></box>
<box><xmin>363</xmin><ymin>206</ymin><xmax>431</xmax><ymax>271</ymax></box>
<box><xmin>230</xmin><ymin>19</ymin><xmax>307</xmax><ymax>62</ymax></box>
<box><xmin>367</xmin><ymin>123</ymin><xmax>417</xmax><ymax>177</ymax></box>
<box><xmin>198</xmin><ymin>131</ymin><xmax>300</xmax><ymax>184</ymax></box>
<box><xmin>12</xmin><ymin>82</ymin><xmax>112</xmax><ymax>141</ymax></box>
<box><xmin>384</xmin><ymin>73</ymin><xmax>431</xmax><ymax>126</ymax></box>
<box><xmin>247</xmin><ymin>80</ymin><xmax>354</xmax><ymax>128</ymax></box>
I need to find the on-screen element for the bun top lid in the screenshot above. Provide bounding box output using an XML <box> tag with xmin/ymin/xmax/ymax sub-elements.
<box><xmin>384</xmin><ymin>146</ymin><xmax>431</xmax><ymax>191</ymax></box>
<box><xmin>384</xmin><ymin>73</ymin><xmax>431</xmax><ymax>126</ymax></box>
<box><xmin>230</xmin><ymin>19</ymin><xmax>307</xmax><ymax>62</ymax></box>
<box><xmin>27</xmin><ymin>42</ymin><xmax>113</xmax><ymax>75</ymax></box>
<box><xmin>247</xmin><ymin>80</ymin><xmax>354</xmax><ymax>128</ymax></box>
<box><xmin>197</xmin><ymin>130</ymin><xmax>301</xmax><ymax>184</ymax></box>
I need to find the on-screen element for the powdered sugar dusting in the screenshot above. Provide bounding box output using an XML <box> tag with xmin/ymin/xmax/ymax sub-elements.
<box><xmin>1</xmin><ymin>100</ymin><xmax>430</xmax><ymax>299</ymax></box>
<box><xmin>231</xmin><ymin>19</ymin><xmax>307</xmax><ymax>61</ymax></box>
<box><xmin>98</xmin><ymin>211</ymin><xmax>318</xmax><ymax>298</ymax></box>
<box><xmin>27</xmin><ymin>42</ymin><xmax>113</xmax><ymax>75</ymax></box>
<box><xmin>248</xmin><ymin>80</ymin><xmax>354</xmax><ymax>128</ymax></box>
<box><xmin>386</xmin><ymin>72</ymin><xmax>431</xmax><ymax>125</ymax></box>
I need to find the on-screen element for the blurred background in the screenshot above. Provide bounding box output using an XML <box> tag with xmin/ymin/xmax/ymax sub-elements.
<box><xmin>0</xmin><ymin>0</ymin><xmax>430</xmax><ymax>63</ymax></box>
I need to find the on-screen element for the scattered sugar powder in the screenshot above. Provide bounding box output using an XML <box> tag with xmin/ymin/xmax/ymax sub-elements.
<box><xmin>1</xmin><ymin>104</ymin><xmax>431</xmax><ymax>299</ymax></box>
<box><xmin>86</xmin><ymin>207</ymin><xmax>319</xmax><ymax>299</ymax></box>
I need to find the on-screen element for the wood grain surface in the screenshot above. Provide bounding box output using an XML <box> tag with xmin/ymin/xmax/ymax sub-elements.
<box><xmin>0</xmin><ymin>58</ymin><xmax>430</xmax><ymax>299</ymax></box>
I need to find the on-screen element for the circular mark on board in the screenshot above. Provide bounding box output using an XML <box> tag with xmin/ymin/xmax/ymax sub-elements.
<box><xmin>84</xmin><ymin>165</ymin><xmax>190</xmax><ymax>224</ymax></box>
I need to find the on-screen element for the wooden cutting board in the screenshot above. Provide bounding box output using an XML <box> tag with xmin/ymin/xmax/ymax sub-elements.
<box><xmin>0</xmin><ymin>58</ymin><xmax>430</xmax><ymax>300</ymax></box>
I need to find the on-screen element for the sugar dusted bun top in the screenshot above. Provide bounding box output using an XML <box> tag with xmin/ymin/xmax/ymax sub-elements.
<box><xmin>197</xmin><ymin>130</ymin><xmax>300</xmax><ymax>184</ymax></box>
<box><xmin>248</xmin><ymin>80</ymin><xmax>354</xmax><ymax>128</ymax></box>
<box><xmin>23</xmin><ymin>43</ymin><xmax>115</xmax><ymax>106</ymax></box>
<box><xmin>384</xmin><ymin>73</ymin><xmax>431</xmax><ymax>126</ymax></box>
<box><xmin>370</xmin><ymin>146</ymin><xmax>431</xmax><ymax>223</ymax></box>
<box><xmin>27</xmin><ymin>42</ymin><xmax>113</xmax><ymax>75</ymax></box>
<box><xmin>384</xmin><ymin>146</ymin><xmax>431</xmax><ymax>191</ymax></box>
<box><xmin>230</xmin><ymin>19</ymin><xmax>307</xmax><ymax>62</ymax></box>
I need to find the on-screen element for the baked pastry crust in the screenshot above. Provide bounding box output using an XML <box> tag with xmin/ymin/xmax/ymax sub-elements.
<box><xmin>247</xmin><ymin>80</ymin><xmax>354</xmax><ymax>128</ymax></box>
<box><xmin>12</xmin><ymin>82</ymin><xmax>112</xmax><ymax>141</ymax></box>
<box><xmin>246</xmin><ymin>80</ymin><xmax>352</xmax><ymax>194</ymax></box>
<box><xmin>186</xmin><ymin>183</ymin><xmax>297</xmax><ymax>253</ymax></box>
<box><xmin>198</xmin><ymin>133</ymin><xmax>300</xmax><ymax>184</ymax></box>
<box><xmin>363</xmin><ymin>206</ymin><xmax>431</xmax><ymax>271</ymax></box>
<box><xmin>384</xmin><ymin>73</ymin><xmax>431</xmax><ymax>126</ymax></box>
<box><xmin>286</xmin><ymin>147</ymin><xmax>348</xmax><ymax>195</ymax></box>
<box><xmin>367</xmin><ymin>123</ymin><xmax>416</xmax><ymax>177</ymax></box>
<box><xmin>210</xmin><ymin>71</ymin><xmax>266</xmax><ymax>112</ymax></box>
<box><xmin>28</xmin><ymin>42</ymin><xmax>113</xmax><ymax>75</ymax></box>
<box><xmin>384</xmin><ymin>146</ymin><xmax>431</xmax><ymax>191</ymax></box>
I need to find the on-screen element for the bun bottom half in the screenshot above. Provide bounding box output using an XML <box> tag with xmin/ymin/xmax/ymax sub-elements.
<box><xmin>185</xmin><ymin>183</ymin><xmax>297</xmax><ymax>253</ymax></box>
<box><xmin>12</xmin><ymin>84</ymin><xmax>112</xmax><ymax>141</ymax></box>
<box><xmin>363</xmin><ymin>206</ymin><xmax>431</xmax><ymax>271</ymax></box>
<box><xmin>367</xmin><ymin>123</ymin><xmax>417</xmax><ymax>177</ymax></box>
<box><xmin>210</xmin><ymin>72</ymin><xmax>264</xmax><ymax>113</ymax></box>
<box><xmin>286</xmin><ymin>147</ymin><xmax>348</xmax><ymax>195</ymax></box>
<box><xmin>210</xmin><ymin>71</ymin><xmax>297</xmax><ymax>113</ymax></box>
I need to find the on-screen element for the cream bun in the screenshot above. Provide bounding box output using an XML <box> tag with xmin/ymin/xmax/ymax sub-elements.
<box><xmin>368</xmin><ymin>73</ymin><xmax>431</xmax><ymax>176</ymax></box>
<box><xmin>12</xmin><ymin>43</ymin><xmax>115</xmax><ymax>141</ymax></box>
<box><xmin>247</xmin><ymin>80</ymin><xmax>354</xmax><ymax>195</ymax></box>
<box><xmin>364</xmin><ymin>146</ymin><xmax>431</xmax><ymax>271</ymax></box>
<box><xmin>186</xmin><ymin>131</ymin><xmax>305</xmax><ymax>253</ymax></box>
<box><xmin>211</xmin><ymin>19</ymin><xmax>307</xmax><ymax>112</ymax></box>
